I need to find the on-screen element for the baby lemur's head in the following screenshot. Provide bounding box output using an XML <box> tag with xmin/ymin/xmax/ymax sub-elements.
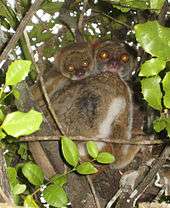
<box><xmin>56</xmin><ymin>42</ymin><xmax>94</xmax><ymax>80</ymax></box>
<box><xmin>93</xmin><ymin>40</ymin><xmax>135</xmax><ymax>80</ymax></box>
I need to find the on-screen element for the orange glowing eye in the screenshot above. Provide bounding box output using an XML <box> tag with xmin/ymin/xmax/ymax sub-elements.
<box><xmin>99</xmin><ymin>50</ymin><xmax>110</xmax><ymax>60</ymax></box>
<box><xmin>120</xmin><ymin>53</ymin><xmax>129</xmax><ymax>63</ymax></box>
<box><xmin>82</xmin><ymin>60</ymin><xmax>89</xmax><ymax>68</ymax></box>
<box><xmin>67</xmin><ymin>64</ymin><xmax>75</xmax><ymax>72</ymax></box>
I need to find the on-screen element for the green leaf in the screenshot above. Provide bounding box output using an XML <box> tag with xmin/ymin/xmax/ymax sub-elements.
<box><xmin>0</xmin><ymin>1</ymin><xmax>17</xmax><ymax>27</ymax></box>
<box><xmin>163</xmin><ymin>72</ymin><xmax>170</xmax><ymax>108</ymax></box>
<box><xmin>135</xmin><ymin>21</ymin><xmax>170</xmax><ymax>60</ymax></box>
<box><xmin>7</xmin><ymin>167</ymin><xmax>18</xmax><ymax>188</ymax></box>
<box><xmin>0</xmin><ymin>128</ymin><xmax>6</xmax><ymax>139</ymax></box>
<box><xmin>12</xmin><ymin>87</ymin><xmax>20</xmax><ymax>100</ymax></box>
<box><xmin>153</xmin><ymin>117</ymin><xmax>170</xmax><ymax>137</ymax></box>
<box><xmin>13</xmin><ymin>184</ymin><xmax>26</xmax><ymax>195</ymax></box>
<box><xmin>96</xmin><ymin>152</ymin><xmax>115</xmax><ymax>164</ymax></box>
<box><xmin>165</xmin><ymin>118</ymin><xmax>170</xmax><ymax>137</ymax></box>
<box><xmin>61</xmin><ymin>136</ymin><xmax>79</xmax><ymax>167</ymax></box>
<box><xmin>41</xmin><ymin>1</ymin><xmax>63</xmax><ymax>14</ymax></box>
<box><xmin>7</xmin><ymin>167</ymin><xmax>22</xmax><ymax>203</ymax></box>
<box><xmin>112</xmin><ymin>0</ymin><xmax>150</xmax><ymax>12</ymax></box>
<box><xmin>51</xmin><ymin>174</ymin><xmax>67</xmax><ymax>187</ymax></box>
<box><xmin>153</xmin><ymin>118</ymin><xmax>166</xmax><ymax>132</ymax></box>
<box><xmin>22</xmin><ymin>162</ymin><xmax>44</xmax><ymax>186</ymax></box>
<box><xmin>139</xmin><ymin>58</ymin><xmax>166</xmax><ymax>77</ymax></box>
<box><xmin>24</xmin><ymin>195</ymin><xmax>39</xmax><ymax>208</ymax></box>
<box><xmin>43</xmin><ymin>185</ymin><xmax>68</xmax><ymax>207</ymax></box>
<box><xmin>86</xmin><ymin>141</ymin><xmax>99</xmax><ymax>159</ymax></box>
<box><xmin>150</xmin><ymin>0</ymin><xmax>164</xmax><ymax>11</ymax></box>
<box><xmin>6</xmin><ymin>60</ymin><xmax>31</xmax><ymax>85</ymax></box>
<box><xmin>30</xmin><ymin>22</ymin><xmax>54</xmax><ymax>44</ymax></box>
<box><xmin>18</xmin><ymin>143</ymin><xmax>28</xmax><ymax>160</ymax></box>
<box><xmin>17</xmin><ymin>0</ymin><xmax>31</xmax><ymax>16</ymax></box>
<box><xmin>141</xmin><ymin>76</ymin><xmax>162</xmax><ymax>110</ymax></box>
<box><xmin>76</xmin><ymin>162</ymin><xmax>98</xmax><ymax>175</ymax></box>
<box><xmin>2</xmin><ymin>109</ymin><xmax>43</xmax><ymax>137</ymax></box>
<box><xmin>0</xmin><ymin>109</ymin><xmax>5</xmax><ymax>122</ymax></box>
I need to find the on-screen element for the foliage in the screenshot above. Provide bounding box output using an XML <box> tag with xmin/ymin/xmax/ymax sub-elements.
<box><xmin>0</xmin><ymin>59</ymin><xmax>43</xmax><ymax>205</ymax></box>
<box><xmin>22</xmin><ymin>162</ymin><xmax>44</xmax><ymax>185</ymax></box>
<box><xmin>111</xmin><ymin>0</ymin><xmax>164</xmax><ymax>12</ymax></box>
<box><xmin>24</xmin><ymin>195</ymin><xmax>39</xmax><ymax>208</ymax></box>
<box><xmin>39</xmin><ymin>137</ymin><xmax>114</xmax><ymax>207</ymax></box>
<box><xmin>7</xmin><ymin>136</ymin><xmax>115</xmax><ymax>207</ymax></box>
<box><xmin>61</xmin><ymin>136</ymin><xmax>79</xmax><ymax>167</ymax></box>
<box><xmin>135</xmin><ymin>21</ymin><xmax>170</xmax><ymax>60</ymax></box>
<box><xmin>0</xmin><ymin>60</ymin><xmax>43</xmax><ymax>139</ymax></box>
<box><xmin>0</xmin><ymin>50</ymin><xmax>115</xmax><ymax>208</ymax></box>
<box><xmin>135</xmin><ymin>20</ymin><xmax>170</xmax><ymax>136</ymax></box>
<box><xmin>43</xmin><ymin>185</ymin><xmax>68</xmax><ymax>207</ymax></box>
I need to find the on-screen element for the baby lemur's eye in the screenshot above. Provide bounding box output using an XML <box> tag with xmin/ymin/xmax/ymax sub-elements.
<box><xmin>120</xmin><ymin>53</ymin><xmax>129</xmax><ymax>63</ymax></box>
<box><xmin>99</xmin><ymin>50</ymin><xmax>110</xmax><ymax>60</ymax></box>
<box><xmin>67</xmin><ymin>64</ymin><xmax>75</xmax><ymax>72</ymax></box>
<box><xmin>82</xmin><ymin>60</ymin><xmax>89</xmax><ymax>68</ymax></box>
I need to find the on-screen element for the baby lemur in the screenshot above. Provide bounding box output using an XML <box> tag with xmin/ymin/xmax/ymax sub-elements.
<box><xmin>32</xmin><ymin>42</ymin><xmax>94</xmax><ymax>105</ymax></box>
<box><xmin>32</xmin><ymin>40</ymin><xmax>139</xmax><ymax>169</ymax></box>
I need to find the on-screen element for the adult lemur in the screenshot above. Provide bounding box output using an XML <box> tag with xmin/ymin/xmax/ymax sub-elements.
<box><xmin>32</xmin><ymin>40</ymin><xmax>139</xmax><ymax>169</ymax></box>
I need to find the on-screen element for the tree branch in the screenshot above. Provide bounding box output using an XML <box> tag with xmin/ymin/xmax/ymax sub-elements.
<box><xmin>18</xmin><ymin>134</ymin><xmax>170</xmax><ymax>145</ymax></box>
<box><xmin>0</xmin><ymin>151</ymin><xmax>13</xmax><ymax>204</ymax></box>
<box><xmin>0</xmin><ymin>0</ymin><xmax>44</xmax><ymax>63</ymax></box>
<box><xmin>115</xmin><ymin>146</ymin><xmax>168</xmax><ymax>208</ymax></box>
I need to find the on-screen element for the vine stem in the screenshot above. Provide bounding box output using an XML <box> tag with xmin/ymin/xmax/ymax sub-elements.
<box><xmin>0</xmin><ymin>90</ymin><xmax>13</xmax><ymax>103</ymax></box>
<box><xmin>32</xmin><ymin>168</ymin><xmax>76</xmax><ymax>197</ymax></box>
<box><xmin>0</xmin><ymin>0</ymin><xmax>44</xmax><ymax>64</ymax></box>
<box><xmin>0</xmin><ymin>186</ymin><xmax>10</xmax><ymax>204</ymax></box>
<box><xmin>18</xmin><ymin>134</ymin><xmax>169</xmax><ymax>145</ymax></box>
<box><xmin>0</xmin><ymin>85</ymin><xmax>6</xmax><ymax>100</ymax></box>
<box><xmin>23</xmin><ymin>31</ymin><xmax>65</xmax><ymax>135</ymax></box>
<box><xmin>93</xmin><ymin>9</ymin><xmax>132</xmax><ymax>29</ymax></box>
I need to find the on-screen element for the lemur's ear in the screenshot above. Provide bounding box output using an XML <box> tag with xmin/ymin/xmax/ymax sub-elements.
<box><xmin>53</xmin><ymin>46</ymin><xmax>67</xmax><ymax>72</ymax></box>
<box><xmin>91</xmin><ymin>40</ymin><xmax>101</xmax><ymax>50</ymax></box>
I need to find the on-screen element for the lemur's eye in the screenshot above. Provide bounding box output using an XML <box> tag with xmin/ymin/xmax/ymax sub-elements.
<box><xmin>120</xmin><ymin>53</ymin><xmax>129</xmax><ymax>63</ymax></box>
<box><xmin>67</xmin><ymin>64</ymin><xmax>75</xmax><ymax>72</ymax></box>
<box><xmin>99</xmin><ymin>50</ymin><xmax>110</xmax><ymax>60</ymax></box>
<box><xmin>82</xmin><ymin>60</ymin><xmax>89</xmax><ymax>68</ymax></box>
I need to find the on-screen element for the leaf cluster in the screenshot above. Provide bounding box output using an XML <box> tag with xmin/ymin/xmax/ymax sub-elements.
<box><xmin>135</xmin><ymin>21</ymin><xmax>170</xmax><ymax>137</ymax></box>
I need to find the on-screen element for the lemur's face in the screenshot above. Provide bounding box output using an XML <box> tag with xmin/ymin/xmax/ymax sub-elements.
<box><xmin>94</xmin><ymin>41</ymin><xmax>135</xmax><ymax>80</ymax></box>
<box><xmin>57</xmin><ymin>43</ymin><xmax>94</xmax><ymax>80</ymax></box>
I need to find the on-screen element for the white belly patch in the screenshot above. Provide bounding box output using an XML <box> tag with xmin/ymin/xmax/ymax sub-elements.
<box><xmin>78</xmin><ymin>97</ymin><xmax>126</xmax><ymax>157</ymax></box>
<box><xmin>97</xmin><ymin>97</ymin><xmax>126</xmax><ymax>138</ymax></box>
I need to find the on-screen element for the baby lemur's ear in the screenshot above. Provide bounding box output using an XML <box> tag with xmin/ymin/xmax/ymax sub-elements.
<box><xmin>53</xmin><ymin>47</ymin><xmax>66</xmax><ymax>73</ymax></box>
<box><xmin>91</xmin><ymin>40</ymin><xmax>101</xmax><ymax>50</ymax></box>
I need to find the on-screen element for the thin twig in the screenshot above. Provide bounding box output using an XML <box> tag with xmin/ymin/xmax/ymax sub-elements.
<box><xmin>37</xmin><ymin>53</ymin><xmax>65</xmax><ymax>135</ymax></box>
<box><xmin>93</xmin><ymin>9</ymin><xmax>132</xmax><ymax>29</ymax></box>
<box><xmin>0</xmin><ymin>151</ymin><xmax>13</xmax><ymax>204</ymax></box>
<box><xmin>131</xmin><ymin>147</ymin><xmax>167</xmax><ymax>207</ymax></box>
<box><xmin>78</xmin><ymin>0</ymin><xmax>88</xmax><ymax>31</ymax></box>
<box><xmin>153</xmin><ymin>187</ymin><xmax>165</xmax><ymax>202</ymax></box>
<box><xmin>0</xmin><ymin>0</ymin><xmax>44</xmax><ymax>63</ymax></box>
<box><xmin>76</xmin><ymin>0</ymin><xmax>89</xmax><ymax>42</ymax></box>
<box><xmin>86</xmin><ymin>175</ymin><xmax>101</xmax><ymax>208</ymax></box>
<box><xmin>108</xmin><ymin>1</ymin><xmax>159</xmax><ymax>11</ymax></box>
<box><xmin>158</xmin><ymin>0</ymin><xmax>169</xmax><ymax>25</ymax></box>
<box><xmin>115</xmin><ymin>146</ymin><xmax>168</xmax><ymax>208</ymax></box>
<box><xmin>106</xmin><ymin>188</ymin><xmax>122</xmax><ymax>208</ymax></box>
<box><xmin>23</xmin><ymin>31</ymin><xmax>64</xmax><ymax>135</ymax></box>
<box><xmin>18</xmin><ymin>134</ymin><xmax>170</xmax><ymax>145</ymax></box>
<box><xmin>0</xmin><ymin>187</ymin><xmax>10</xmax><ymax>204</ymax></box>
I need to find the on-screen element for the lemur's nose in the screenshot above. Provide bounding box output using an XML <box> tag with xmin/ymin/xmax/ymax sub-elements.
<box><xmin>75</xmin><ymin>69</ymin><xmax>85</xmax><ymax>77</ymax></box>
